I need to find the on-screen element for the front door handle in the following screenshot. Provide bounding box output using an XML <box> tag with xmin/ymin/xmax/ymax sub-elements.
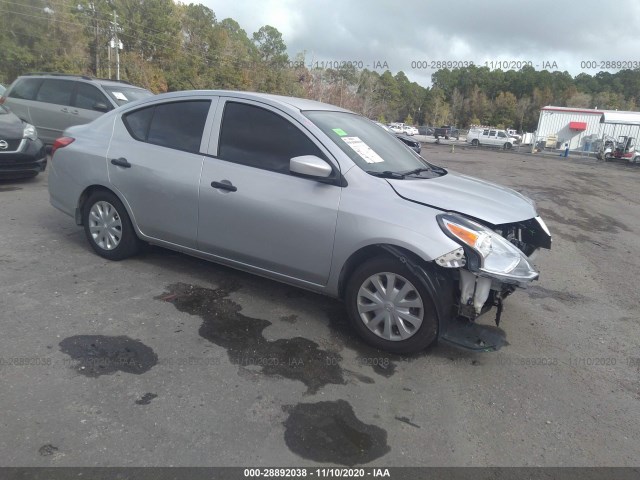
<box><xmin>110</xmin><ymin>157</ymin><xmax>131</xmax><ymax>168</ymax></box>
<box><xmin>211</xmin><ymin>180</ymin><xmax>237</xmax><ymax>192</ymax></box>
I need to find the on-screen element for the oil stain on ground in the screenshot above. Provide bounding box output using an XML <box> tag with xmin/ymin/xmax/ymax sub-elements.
<box><xmin>526</xmin><ymin>285</ymin><xmax>588</xmax><ymax>304</ymax></box>
<box><xmin>58</xmin><ymin>335</ymin><xmax>158</xmax><ymax>377</ymax></box>
<box><xmin>156</xmin><ymin>282</ymin><xmax>348</xmax><ymax>394</ymax></box>
<box><xmin>282</xmin><ymin>400</ymin><xmax>390</xmax><ymax>466</ymax></box>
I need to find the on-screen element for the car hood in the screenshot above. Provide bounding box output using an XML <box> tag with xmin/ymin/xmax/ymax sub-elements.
<box><xmin>0</xmin><ymin>110</ymin><xmax>24</xmax><ymax>140</ymax></box>
<box><xmin>386</xmin><ymin>171</ymin><xmax>537</xmax><ymax>225</ymax></box>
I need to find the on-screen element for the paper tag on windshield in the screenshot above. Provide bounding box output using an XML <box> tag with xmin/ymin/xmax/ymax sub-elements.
<box><xmin>342</xmin><ymin>136</ymin><xmax>384</xmax><ymax>163</ymax></box>
<box><xmin>112</xmin><ymin>92</ymin><xmax>128</xmax><ymax>101</ymax></box>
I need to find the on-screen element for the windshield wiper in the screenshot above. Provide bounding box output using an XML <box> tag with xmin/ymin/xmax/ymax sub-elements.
<box><xmin>366</xmin><ymin>170</ymin><xmax>406</xmax><ymax>179</ymax></box>
<box><xmin>402</xmin><ymin>167</ymin><xmax>432</xmax><ymax>176</ymax></box>
<box><xmin>403</xmin><ymin>165</ymin><xmax>447</xmax><ymax>177</ymax></box>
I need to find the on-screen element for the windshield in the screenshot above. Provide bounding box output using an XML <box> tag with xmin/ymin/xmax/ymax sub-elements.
<box><xmin>102</xmin><ymin>85</ymin><xmax>153</xmax><ymax>106</ymax></box>
<box><xmin>304</xmin><ymin>111</ymin><xmax>443</xmax><ymax>177</ymax></box>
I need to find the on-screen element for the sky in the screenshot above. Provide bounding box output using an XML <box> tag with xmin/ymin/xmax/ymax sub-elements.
<box><xmin>204</xmin><ymin>0</ymin><xmax>640</xmax><ymax>87</ymax></box>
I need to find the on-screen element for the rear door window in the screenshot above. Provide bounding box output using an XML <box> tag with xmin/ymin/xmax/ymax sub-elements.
<box><xmin>36</xmin><ymin>79</ymin><xmax>74</xmax><ymax>106</ymax></box>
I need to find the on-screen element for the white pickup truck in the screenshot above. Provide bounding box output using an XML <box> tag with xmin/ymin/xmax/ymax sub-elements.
<box><xmin>466</xmin><ymin>128</ymin><xmax>518</xmax><ymax>149</ymax></box>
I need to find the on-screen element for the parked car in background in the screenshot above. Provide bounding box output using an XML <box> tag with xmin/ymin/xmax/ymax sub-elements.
<box><xmin>388</xmin><ymin>123</ymin><xmax>404</xmax><ymax>134</ymax></box>
<box><xmin>506</xmin><ymin>129</ymin><xmax>522</xmax><ymax>142</ymax></box>
<box><xmin>466</xmin><ymin>128</ymin><xmax>517</xmax><ymax>149</ymax></box>
<box><xmin>0</xmin><ymin>73</ymin><xmax>153</xmax><ymax>144</ymax></box>
<box><xmin>374</xmin><ymin>121</ymin><xmax>421</xmax><ymax>153</ymax></box>
<box><xmin>434</xmin><ymin>125</ymin><xmax>459</xmax><ymax>140</ymax></box>
<box><xmin>49</xmin><ymin>90</ymin><xmax>550</xmax><ymax>354</ymax></box>
<box><xmin>418</xmin><ymin>126</ymin><xmax>435</xmax><ymax>136</ymax></box>
<box><xmin>0</xmin><ymin>104</ymin><xmax>46</xmax><ymax>178</ymax></box>
<box><xmin>403</xmin><ymin>125</ymin><xmax>419</xmax><ymax>136</ymax></box>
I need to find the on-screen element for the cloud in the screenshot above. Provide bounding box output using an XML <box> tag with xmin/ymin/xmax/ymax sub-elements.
<box><xmin>205</xmin><ymin>0</ymin><xmax>640</xmax><ymax>86</ymax></box>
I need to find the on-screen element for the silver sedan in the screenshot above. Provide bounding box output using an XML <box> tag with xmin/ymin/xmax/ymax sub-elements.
<box><xmin>48</xmin><ymin>90</ymin><xmax>551</xmax><ymax>353</ymax></box>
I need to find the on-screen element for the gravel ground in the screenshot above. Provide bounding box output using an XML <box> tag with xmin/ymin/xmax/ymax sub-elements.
<box><xmin>0</xmin><ymin>145</ymin><xmax>638</xmax><ymax>467</ymax></box>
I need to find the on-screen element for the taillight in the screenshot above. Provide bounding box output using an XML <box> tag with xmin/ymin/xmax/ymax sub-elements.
<box><xmin>0</xmin><ymin>96</ymin><xmax>6</xmax><ymax>105</ymax></box>
<box><xmin>51</xmin><ymin>137</ymin><xmax>75</xmax><ymax>157</ymax></box>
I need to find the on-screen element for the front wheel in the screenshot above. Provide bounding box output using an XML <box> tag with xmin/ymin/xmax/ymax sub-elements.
<box><xmin>503</xmin><ymin>142</ymin><xmax>513</xmax><ymax>150</ymax></box>
<box><xmin>345</xmin><ymin>256</ymin><xmax>439</xmax><ymax>353</ymax></box>
<box><xmin>82</xmin><ymin>190</ymin><xmax>141</xmax><ymax>260</ymax></box>
<box><xmin>471</xmin><ymin>139</ymin><xmax>479</xmax><ymax>146</ymax></box>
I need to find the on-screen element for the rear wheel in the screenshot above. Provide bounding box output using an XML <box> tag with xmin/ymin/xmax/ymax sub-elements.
<box><xmin>471</xmin><ymin>139</ymin><xmax>479</xmax><ymax>146</ymax></box>
<box><xmin>82</xmin><ymin>190</ymin><xmax>141</xmax><ymax>260</ymax></box>
<box><xmin>345</xmin><ymin>256</ymin><xmax>438</xmax><ymax>353</ymax></box>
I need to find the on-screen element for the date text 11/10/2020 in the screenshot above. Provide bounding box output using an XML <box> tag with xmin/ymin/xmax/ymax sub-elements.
<box><xmin>410</xmin><ymin>60</ymin><xmax>559</xmax><ymax>70</ymax></box>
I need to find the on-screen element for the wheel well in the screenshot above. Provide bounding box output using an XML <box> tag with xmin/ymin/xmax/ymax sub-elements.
<box><xmin>75</xmin><ymin>185</ymin><xmax>115</xmax><ymax>225</ymax></box>
<box><xmin>337</xmin><ymin>244</ymin><xmax>430</xmax><ymax>299</ymax></box>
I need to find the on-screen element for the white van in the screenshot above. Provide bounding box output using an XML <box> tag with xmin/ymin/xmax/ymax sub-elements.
<box><xmin>466</xmin><ymin>128</ymin><xmax>517</xmax><ymax>149</ymax></box>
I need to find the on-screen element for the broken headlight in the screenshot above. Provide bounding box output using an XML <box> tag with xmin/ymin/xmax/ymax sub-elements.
<box><xmin>437</xmin><ymin>213</ymin><xmax>539</xmax><ymax>284</ymax></box>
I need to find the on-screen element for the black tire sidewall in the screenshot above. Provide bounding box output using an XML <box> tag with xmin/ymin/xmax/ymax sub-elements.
<box><xmin>83</xmin><ymin>191</ymin><xmax>140</xmax><ymax>260</ymax></box>
<box><xmin>345</xmin><ymin>256</ymin><xmax>439</xmax><ymax>354</ymax></box>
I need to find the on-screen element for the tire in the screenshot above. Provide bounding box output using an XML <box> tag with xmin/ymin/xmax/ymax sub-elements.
<box><xmin>82</xmin><ymin>190</ymin><xmax>141</xmax><ymax>260</ymax></box>
<box><xmin>445</xmin><ymin>136</ymin><xmax>449</xmax><ymax>140</ymax></box>
<box><xmin>345</xmin><ymin>256</ymin><xmax>439</xmax><ymax>354</ymax></box>
<box><xmin>471</xmin><ymin>139</ymin><xmax>479</xmax><ymax>146</ymax></box>
<box><xmin>503</xmin><ymin>142</ymin><xmax>512</xmax><ymax>150</ymax></box>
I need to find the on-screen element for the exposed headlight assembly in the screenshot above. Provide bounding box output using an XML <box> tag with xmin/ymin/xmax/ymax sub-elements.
<box><xmin>437</xmin><ymin>213</ymin><xmax>539</xmax><ymax>285</ymax></box>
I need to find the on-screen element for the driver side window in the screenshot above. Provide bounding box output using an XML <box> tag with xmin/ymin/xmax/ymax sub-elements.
<box><xmin>218</xmin><ymin>101</ymin><xmax>326</xmax><ymax>174</ymax></box>
<box><xmin>74</xmin><ymin>83</ymin><xmax>112</xmax><ymax>111</ymax></box>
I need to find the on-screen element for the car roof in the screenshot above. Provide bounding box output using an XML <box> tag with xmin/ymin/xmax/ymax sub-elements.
<box><xmin>142</xmin><ymin>90</ymin><xmax>353</xmax><ymax>113</ymax></box>
<box><xmin>16</xmin><ymin>74</ymin><xmax>146</xmax><ymax>90</ymax></box>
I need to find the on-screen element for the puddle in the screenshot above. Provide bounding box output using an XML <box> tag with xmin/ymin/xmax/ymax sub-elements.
<box><xmin>58</xmin><ymin>335</ymin><xmax>158</xmax><ymax>377</ymax></box>
<box><xmin>283</xmin><ymin>400</ymin><xmax>390</xmax><ymax>466</ymax></box>
<box><xmin>135</xmin><ymin>393</ymin><xmax>158</xmax><ymax>405</ymax></box>
<box><xmin>156</xmin><ymin>283</ymin><xmax>348</xmax><ymax>394</ymax></box>
<box><xmin>38</xmin><ymin>444</ymin><xmax>58</xmax><ymax>456</ymax></box>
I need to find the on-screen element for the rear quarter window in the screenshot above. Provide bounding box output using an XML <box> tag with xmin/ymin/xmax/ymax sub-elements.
<box><xmin>122</xmin><ymin>100</ymin><xmax>210</xmax><ymax>153</ymax></box>
<box><xmin>8</xmin><ymin>78</ymin><xmax>43</xmax><ymax>100</ymax></box>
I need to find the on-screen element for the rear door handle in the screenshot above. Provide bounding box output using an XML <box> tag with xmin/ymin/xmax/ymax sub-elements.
<box><xmin>110</xmin><ymin>157</ymin><xmax>131</xmax><ymax>168</ymax></box>
<box><xmin>211</xmin><ymin>180</ymin><xmax>237</xmax><ymax>192</ymax></box>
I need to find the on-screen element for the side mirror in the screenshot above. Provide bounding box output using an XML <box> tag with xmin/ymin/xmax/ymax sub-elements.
<box><xmin>93</xmin><ymin>102</ymin><xmax>110</xmax><ymax>113</ymax></box>
<box><xmin>290</xmin><ymin>155</ymin><xmax>332</xmax><ymax>178</ymax></box>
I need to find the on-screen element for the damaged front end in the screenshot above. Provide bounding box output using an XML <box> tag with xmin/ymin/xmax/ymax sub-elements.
<box><xmin>434</xmin><ymin>213</ymin><xmax>552</xmax><ymax>350</ymax></box>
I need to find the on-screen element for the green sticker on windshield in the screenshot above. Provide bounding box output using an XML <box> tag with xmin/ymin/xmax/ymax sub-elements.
<box><xmin>332</xmin><ymin>128</ymin><xmax>348</xmax><ymax>136</ymax></box>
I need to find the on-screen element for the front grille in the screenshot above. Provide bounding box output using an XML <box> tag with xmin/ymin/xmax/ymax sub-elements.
<box><xmin>0</xmin><ymin>139</ymin><xmax>23</xmax><ymax>152</ymax></box>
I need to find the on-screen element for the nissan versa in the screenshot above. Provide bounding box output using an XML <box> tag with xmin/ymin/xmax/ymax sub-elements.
<box><xmin>48</xmin><ymin>91</ymin><xmax>552</xmax><ymax>353</ymax></box>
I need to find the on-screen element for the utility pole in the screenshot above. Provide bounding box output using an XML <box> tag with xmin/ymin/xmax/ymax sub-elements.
<box><xmin>92</xmin><ymin>3</ymin><xmax>99</xmax><ymax>76</ymax></box>
<box><xmin>109</xmin><ymin>11</ymin><xmax>122</xmax><ymax>80</ymax></box>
